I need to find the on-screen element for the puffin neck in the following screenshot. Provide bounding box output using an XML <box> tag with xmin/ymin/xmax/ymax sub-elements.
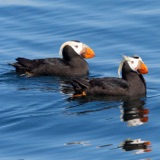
<box><xmin>62</xmin><ymin>45</ymin><xmax>81</xmax><ymax>62</ymax></box>
<box><xmin>122</xmin><ymin>61</ymin><xmax>140</xmax><ymax>81</ymax></box>
<box><xmin>121</xmin><ymin>61</ymin><xmax>146</xmax><ymax>95</ymax></box>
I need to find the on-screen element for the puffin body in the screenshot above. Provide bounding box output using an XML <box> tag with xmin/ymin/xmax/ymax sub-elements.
<box><xmin>10</xmin><ymin>41</ymin><xmax>95</xmax><ymax>77</ymax></box>
<box><xmin>70</xmin><ymin>55</ymin><xmax>148</xmax><ymax>97</ymax></box>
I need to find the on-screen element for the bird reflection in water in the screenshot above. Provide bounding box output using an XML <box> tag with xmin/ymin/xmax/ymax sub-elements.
<box><xmin>120</xmin><ymin>138</ymin><xmax>151</xmax><ymax>154</ymax></box>
<box><xmin>97</xmin><ymin>138</ymin><xmax>151</xmax><ymax>154</ymax></box>
<box><xmin>61</xmin><ymin>83</ymin><xmax>151</xmax><ymax>155</ymax></box>
<box><xmin>120</xmin><ymin>98</ymin><xmax>149</xmax><ymax>126</ymax></box>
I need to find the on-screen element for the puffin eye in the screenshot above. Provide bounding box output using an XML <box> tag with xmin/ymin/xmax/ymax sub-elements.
<box><xmin>131</xmin><ymin>61</ymin><xmax>134</xmax><ymax>64</ymax></box>
<box><xmin>75</xmin><ymin>45</ymin><xmax>78</xmax><ymax>48</ymax></box>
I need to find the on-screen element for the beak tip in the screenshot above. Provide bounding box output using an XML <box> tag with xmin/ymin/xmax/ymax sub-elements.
<box><xmin>82</xmin><ymin>48</ymin><xmax>95</xmax><ymax>59</ymax></box>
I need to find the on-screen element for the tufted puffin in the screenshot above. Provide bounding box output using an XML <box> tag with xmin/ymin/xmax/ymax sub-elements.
<box><xmin>70</xmin><ymin>55</ymin><xmax>148</xmax><ymax>97</ymax></box>
<box><xmin>10</xmin><ymin>40</ymin><xmax>95</xmax><ymax>77</ymax></box>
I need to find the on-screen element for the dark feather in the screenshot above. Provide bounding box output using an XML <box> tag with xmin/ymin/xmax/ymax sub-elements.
<box><xmin>9</xmin><ymin>44</ymin><xmax>90</xmax><ymax>77</ymax></box>
<box><xmin>69</xmin><ymin>58</ymin><xmax>147</xmax><ymax>97</ymax></box>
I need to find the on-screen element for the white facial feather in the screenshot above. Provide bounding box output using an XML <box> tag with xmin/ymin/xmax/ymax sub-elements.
<box><xmin>118</xmin><ymin>55</ymin><xmax>142</xmax><ymax>77</ymax></box>
<box><xmin>127</xmin><ymin>57</ymin><xmax>140</xmax><ymax>72</ymax></box>
<box><xmin>59</xmin><ymin>41</ymin><xmax>83</xmax><ymax>57</ymax></box>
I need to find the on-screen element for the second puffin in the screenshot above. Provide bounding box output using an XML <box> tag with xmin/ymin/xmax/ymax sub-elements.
<box><xmin>70</xmin><ymin>55</ymin><xmax>148</xmax><ymax>97</ymax></box>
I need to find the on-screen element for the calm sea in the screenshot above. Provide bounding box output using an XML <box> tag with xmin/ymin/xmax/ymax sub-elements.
<box><xmin>0</xmin><ymin>0</ymin><xmax>160</xmax><ymax>159</ymax></box>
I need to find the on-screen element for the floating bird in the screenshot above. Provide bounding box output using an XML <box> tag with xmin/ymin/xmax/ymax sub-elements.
<box><xmin>10</xmin><ymin>40</ymin><xmax>95</xmax><ymax>77</ymax></box>
<box><xmin>70</xmin><ymin>55</ymin><xmax>148</xmax><ymax>97</ymax></box>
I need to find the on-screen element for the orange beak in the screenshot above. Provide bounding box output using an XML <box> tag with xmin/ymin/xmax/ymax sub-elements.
<box><xmin>81</xmin><ymin>47</ymin><xmax>95</xmax><ymax>59</ymax></box>
<box><xmin>137</xmin><ymin>62</ymin><xmax>148</xmax><ymax>74</ymax></box>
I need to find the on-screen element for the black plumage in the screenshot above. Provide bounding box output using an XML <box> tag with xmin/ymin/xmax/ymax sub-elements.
<box><xmin>70</xmin><ymin>55</ymin><xmax>148</xmax><ymax>97</ymax></box>
<box><xmin>10</xmin><ymin>41</ymin><xmax>95</xmax><ymax>77</ymax></box>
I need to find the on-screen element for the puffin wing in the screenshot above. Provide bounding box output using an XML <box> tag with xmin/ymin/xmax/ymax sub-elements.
<box><xmin>90</xmin><ymin>77</ymin><xmax>128</xmax><ymax>88</ymax></box>
<box><xmin>10</xmin><ymin>57</ymin><xmax>69</xmax><ymax>76</ymax></box>
<box><xmin>88</xmin><ymin>77</ymin><xmax>129</xmax><ymax>96</ymax></box>
<box><xmin>69</xmin><ymin>78</ymin><xmax>90</xmax><ymax>90</ymax></box>
<box><xmin>70</xmin><ymin>77</ymin><xmax>129</xmax><ymax>96</ymax></box>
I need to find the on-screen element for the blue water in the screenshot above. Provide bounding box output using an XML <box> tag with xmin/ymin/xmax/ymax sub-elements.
<box><xmin>1</xmin><ymin>0</ymin><xmax>160</xmax><ymax>159</ymax></box>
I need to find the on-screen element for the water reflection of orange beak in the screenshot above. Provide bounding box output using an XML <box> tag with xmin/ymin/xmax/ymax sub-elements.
<box><xmin>140</xmin><ymin>117</ymin><xmax>148</xmax><ymax>123</ymax></box>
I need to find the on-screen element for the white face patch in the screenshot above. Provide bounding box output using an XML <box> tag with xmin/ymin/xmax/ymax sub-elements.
<box><xmin>59</xmin><ymin>41</ymin><xmax>83</xmax><ymax>57</ymax></box>
<box><xmin>70</xmin><ymin>41</ymin><xmax>83</xmax><ymax>55</ymax></box>
<box><xmin>118</xmin><ymin>55</ymin><xmax>143</xmax><ymax>77</ymax></box>
<box><xmin>127</xmin><ymin>57</ymin><xmax>140</xmax><ymax>72</ymax></box>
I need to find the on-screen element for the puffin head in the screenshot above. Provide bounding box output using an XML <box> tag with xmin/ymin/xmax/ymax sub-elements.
<box><xmin>59</xmin><ymin>40</ymin><xmax>95</xmax><ymax>59</ymax></box>
<box><xmin>118</xmin><ymin>55</ymin><xmax>148</xmax><ymax>77</ymax></box>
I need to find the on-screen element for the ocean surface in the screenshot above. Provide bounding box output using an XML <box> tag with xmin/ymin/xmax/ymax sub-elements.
<box><xmin>0</xmin><ymin>0</ymin><xmax>160</xmax><ymax>159</ymax></box>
